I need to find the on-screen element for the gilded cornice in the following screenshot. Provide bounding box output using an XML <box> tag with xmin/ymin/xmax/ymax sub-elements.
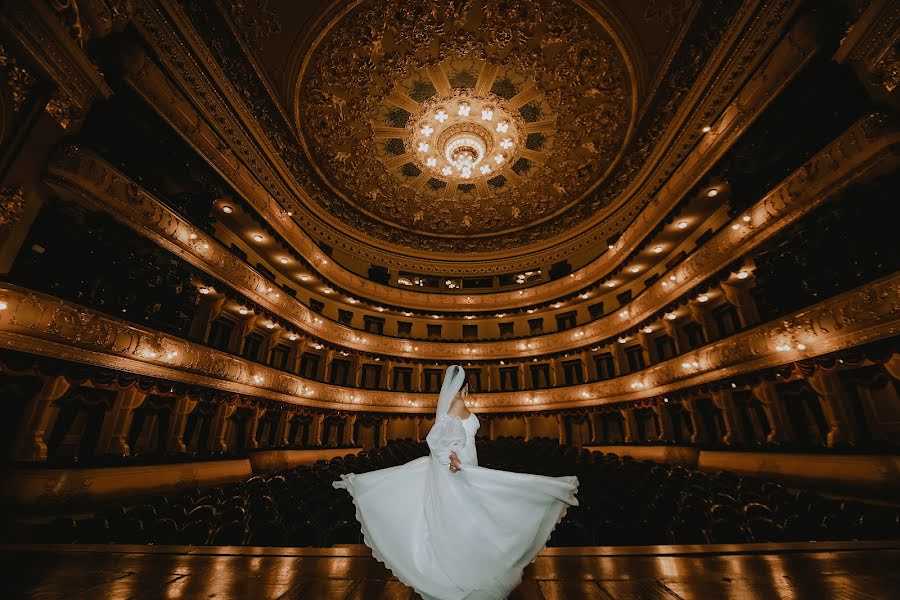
<box><xmin>124</xmin><ymin>0</ymin><xmax>803</xmax><ymax>275</ymax></box>
<box><xmin>0</xmin><ymin>0</ymin><xmax>113</xmax><ymax>130</ymax></box>
<box><xmin>119</xmin><ymin>6</ymin><xmax>818</xmax><ymax>313</ymax></box>
<box><xmin>45</xmin><ymin>112</ymin><xmax>900</xmax><ymax>361</ymax></box>
<box><xmin>1</xmin><ymin>273</ymin><xmax>897</xmax><ymax>412</ymax></box>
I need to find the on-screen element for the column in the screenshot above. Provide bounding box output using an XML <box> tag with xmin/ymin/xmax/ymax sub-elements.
<box><xmin>352</xmin><ymin>356</ymin><xmax>363</xmax><ymax>388</ymax></box>
<box><xmin>344</xmin><ymin>414</ymin><xmax>357</xmax><ymax>446</ymax></box>
<box><xmin>689</xmin><ymin>301</ymin><xmax>720</xmax><ymax>343</ymax></box>
<box><xmin>245</xmin><ymin>407</ymin><xmax>266</xmax><ymax>449</ymax></box>
<box><xmin>289</xmin><ymin>337</ymin><xmax>308</xmax><ymax>375</ymax></box>
<box><xmin>379</xmin><ymin>418</ymin><xmax>388</xmax><ymax>447</ymax></box>
<box><xmin>11</xmin><ymin>375</ymin><xmax>71</xmax><ymax>462</ymax></box>
<box><xmin>589</xmin><ymin>412</ymin><xmax>601</xmax><ymax>443</ymax></box>
<box><xmin>489</xmin><ymin>417</ymin><xmax>496</xmax><ymax>441</ymax></box>
<box><xmin>619</xmin><ymin>408</ymin><xmax>639</xmax><ymax>443</ymax></box>
<box><xmin>751</xmin><ymin>381</ymin><xmax>793</xmax><ymax>443</ymax></box>
<box><xmin>806</xmin><ymin>370</ymin><xmax>858</xmax><ymax>447</ymax></box>
<box><xmin>549</xmin><ymin>357</ymin><xmax>561</xmax><ymax>387</ymax></box>
<box><xmin>323</xmin><ymin>349</ymin><xmax>335</xmax><ymax>383</ymax></box>
<box><xmin>188</xmin><ymin>295</ymin><xmax>225</xmax><ymax>341</ymax></box>
<box><xmin>385</xmin><ymin>360</ymin><xmax>395</xmax><ymax>390</ymax></box>
<box><xmin>518</xmin><ymin>363</ymin><xmax>528</xmax><ymax>389</ymax></box>
<box><xmin>711</xmin><ymin>390</ymin><xmax>743</xmax><ymax>445</ymax></box>
<box><xmin>312</xmin><ymin>413</ymin><xmax>325</xmax><ymax>446</ymax></box>
<box><xmin>165</xmin><ymin>395</ymin><xmax>197</xmax><ymax>453</ymax></box>
<box><xmin>414</xmin><ymin>364</ymin><xmax>425</xmax><ymax>392</ymax></box>
<box><xmin>681</xmin><ymin>398</ymin><xmax>706</xmax><ymax>444</ymax></box>
<box><xmin>524</xmin><ymin>415</ymin><xmax>532</xmax><ymax>442</ymax></box>
<box><xmin>663</xmin><ymin>319</ymin><xmax>688</xmax><ymax>355</ymax></box>
<box><xmin>273</xmin><ymin>411</ymin><xmax>291</xmax><ymax>447</ymax></box>
<box><xmin>556</xmin><ymin>413</ymin><xmax>567</xmax><ymax>445</ymax></box>
<box><xmin>95</xmin><ymin>387</ymin><xmax>146</xmax><ymax>456</ymax></box>
<box><xmin>652</xmin><ymin>403</ymin><xmax>675</xmax><ymax>442</ymax></box>
<box><xmin>231</xmin><ymin>313</ymin><xmax>259</xmax><ymax>354</ymax></box>
<box><xmin>640</xmin><ymin>330</ymin><xmax>659</xmax><ymax>365</ymax></box>
<box><xmin>210</xmin><ymin>403</ymin><xmax>238</xmax><ymax>452</ymax></box>
<box><xmin>721</xmin><ymin>281</ymin><xmax>762</xmax><ymax>327</ymax></box>
<box><xmin>582</xmin><ymin>350</ymin><xmax>597</xmax><ymax>382</ymax></box>
<box><xmin>414</xmin><ymin>416</ymin><xmax>421</xmax><ymax>442</ymax></box>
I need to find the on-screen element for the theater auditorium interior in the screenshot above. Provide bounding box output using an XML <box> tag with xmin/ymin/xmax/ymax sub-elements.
<box><xmin>0</xmin><ymin>0</ymin><xmax>899</xmax><ymax>598</ymax></box>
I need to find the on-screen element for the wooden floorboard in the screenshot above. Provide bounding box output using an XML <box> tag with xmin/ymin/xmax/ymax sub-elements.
<box><xmin>1</xmin><ymin>542</ymin><xmax>898</xmax><ymax>599</ymax></box>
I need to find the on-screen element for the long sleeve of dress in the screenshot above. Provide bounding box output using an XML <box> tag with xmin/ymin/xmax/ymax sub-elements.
<box><xmin>425</xmin><ymin>414</ymin><xmax>467</xmax><ymax>465</ymax></box>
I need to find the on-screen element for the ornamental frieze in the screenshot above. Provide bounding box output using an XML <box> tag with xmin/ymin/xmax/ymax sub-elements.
<box><xmin>1</xmin><ymin>273</ymin><xmax>898</xmax><ymax>411</ymax></box>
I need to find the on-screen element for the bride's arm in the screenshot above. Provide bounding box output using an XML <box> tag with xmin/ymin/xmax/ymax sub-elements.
<box><xmin>426</xmin><ymin>416</ymin><xmax>467</xmax><ymax>466</ymax></box>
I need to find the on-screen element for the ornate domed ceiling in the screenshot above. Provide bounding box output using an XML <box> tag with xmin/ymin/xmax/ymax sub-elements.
<box><xmin>233</xmin><ymin>0</ymin><xmax>699</xmax><ymax>267</ymax></box>
<box><xmin>295</xmin><ymin>0</ymin><xmax>634</xmax><ymax>246</ymax></box>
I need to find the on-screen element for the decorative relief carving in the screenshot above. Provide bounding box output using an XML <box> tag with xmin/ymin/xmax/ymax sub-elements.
<box><xmin>0</xmin><ymin>185</ymin><xmax>26</xmax><ymax>231</ymax></box>
<box><xmin>225</xmin><ymin>0</ymin><xmax>281</xmax><ymax>53</ymax></box>
<box><xmin>1</xmin><ymin>274</ymin><xmax>898</xmax><ymax>411</ymax></box>
<box><xmin>44</xmin><ymin>88</ymin><xmax>82</xmax><ymax>131</ymax></box>
<box><xmin>0</xmin><ymin>44</ymin><xmax>36</xmax><ymax>112</ymax></box>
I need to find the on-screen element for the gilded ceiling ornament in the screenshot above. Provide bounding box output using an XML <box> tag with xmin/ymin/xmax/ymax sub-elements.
<box><xmin>44</xmin><ymin>89</ymin><xmax>82</xmax><ymax>131</ymax></box>
<box><xmin>0</xmin><ymin>44</ymin><xmax>37</xmax><ymax>112</ymax></box>
<box><xmin>227</xmin><ymin>0</ymin><xmax>282</xmax><ymax>52</ymax></box>
<box><xmin>296</xmin><ymin>0</ymin><xmax>633</xmax><ymax>240</ymax></box>
<box><xmin>0</xmin><ymin>185</ymin><xmax>26</xmax><ymax>231</ymax></box>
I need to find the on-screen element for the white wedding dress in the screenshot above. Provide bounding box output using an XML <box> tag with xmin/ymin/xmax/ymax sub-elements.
<box><xmin>333</xmin><ymin>365</ymin><xmax>580</xmax><ymax>600</ymax></box>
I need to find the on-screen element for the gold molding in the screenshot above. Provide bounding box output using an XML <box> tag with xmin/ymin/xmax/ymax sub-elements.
<box><xmin>1</xmin><ymin>273</ymin><xmax>898</xmax><ymax>412</ymax></box>
<box><xmin>45</xmin><ymin>113</ymin><xmax>900</xmax><ymax>361</ymax></box>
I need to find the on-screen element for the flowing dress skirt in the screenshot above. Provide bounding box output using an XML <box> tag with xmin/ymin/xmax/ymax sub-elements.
<box><xmin>333</xmin><ymin>455</ymin><xmax>579</xmax><ymax>600</ymax></box>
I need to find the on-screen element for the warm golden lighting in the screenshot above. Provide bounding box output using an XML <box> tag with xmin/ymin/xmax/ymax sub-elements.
<box><xmin>221</xmin><ymin>205</ymin><xmax>233</xmax><ymax>214</ymax></box>
<box><xmin>677</xmin><ymin>220</ymin><xmax>688</xmax><ymax>229</ymax></box>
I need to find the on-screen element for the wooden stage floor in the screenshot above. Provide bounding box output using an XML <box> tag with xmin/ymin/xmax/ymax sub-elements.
<box><xmin>3</xmin><ymin>541</ymin><xmax>898</xmax><ymax>599</ymax></box>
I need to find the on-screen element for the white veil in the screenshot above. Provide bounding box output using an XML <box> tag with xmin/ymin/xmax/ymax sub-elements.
<box><xmin>435</xmin><ymin>364</ymin><xmax>466</xmax><ymax>417</ymax></box>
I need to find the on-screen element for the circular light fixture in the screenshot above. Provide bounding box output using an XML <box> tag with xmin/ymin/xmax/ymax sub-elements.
<box><xmin>300</xmin><ymin>274</ymin><xmax>310</xmax><ymax>281</ymax></box>
<box><xmin>289</xmin><ymin>334</ymin><xmax>298</xmax><ymax>341</ymax></box>
<box><xmin>653</xmin><ymin>246</ymin><xmax>663</xmax><ymax>253</ymax></box>
<box><xmin>677</xmin><ymin>220</ymin><xmax>688</xmax><ymax>229</ymax></box>
<box><xmin>222</xmin><ymin>206</ymin><xmax>233</xmax><ymax>214</ymax></box>
<box><xmin>736</xmin><ymin>271</ymin><xmax>750</xmax><ymax>279</ymax></box>
<box><xmin>266</xmin><ymin>322</ymin><xmax>275</xmax><ymax>329</ymax></box>
<box><xmin>702</xmin><ymin>126</ymin><xmax>711</xmax><ymax>133</ymax></box>
<box><xmin>618</xmin><ymin>337</ymin><xmax>628</xmax><ymax>344</ymax></box>
<box><xmin>697</xmin><ymin>294</ymin><xmax>709</xmax><ymax>302</ymax></box>
<box><xmin>742</xmin><ymin>215</ymin><xmax>751</xmax><ymax>222</ymax></box>
<box><xmin>238</xmin><ymin>308</ymin><xmax>249</xmax><ymax>315</ymax></box>
<box><xmin>631</xmin><ymin>266</ymin><xmax>640</xmax><ymax>273</ymax></box>
<box><xmin>606</xmin><ymin>281</ymin><xmax>616</xmax><ymax>288</ymax></box>
<box><xmin>253</xmin><ymin>234</ymin><xmax>264</xmax><ymax>242</ymax></box>
<box><xmin>707</xmin><ymin>188</ymin><xmax>719</xmax><ymax>197</ymax></box>
<box><xmin>665</xmin><ymin>312</ymin><xmax>677</xmax><ymax>320</ymax></box>
<box><xmin>198</xmin><ymin>287</ymin><xmax>210</xmax><ymax>295</ymax></box>
<box><xmin>280</xmin><ymin>257</ymin><xmax>289</xmax><ymax>264</ymax></box>
<box><xmin>644</xmin><ymin>327</ymin><xmax>653</xmax><ymax>334</ymax></box>
<box><xmin>323</xmin><ymin>288</ymin><xmax>333</xmax><ymax>294</ymax></box>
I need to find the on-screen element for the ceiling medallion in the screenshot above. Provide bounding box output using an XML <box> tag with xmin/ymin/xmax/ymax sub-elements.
<box><xmin>296</xmin><ymin>0</ymin><xmax>634</xmax><ymax>249</ymax></box>
<box><xmin>407</xmin><ymin>91</ymin><xmax>524</xmax><ymax>183</ymax></box>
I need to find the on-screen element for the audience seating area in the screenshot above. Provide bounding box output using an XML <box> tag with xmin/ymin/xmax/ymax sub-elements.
<box><xmin>11</xmin><ymin>437</ymin><xmax>900</xmax><ymax>548</ymax></box>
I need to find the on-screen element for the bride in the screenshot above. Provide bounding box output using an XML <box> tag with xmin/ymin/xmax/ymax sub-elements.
<box><xmin>333</xmin><ymin>364</ymin><xmax>580</xmax><ymax>600</ymax></box>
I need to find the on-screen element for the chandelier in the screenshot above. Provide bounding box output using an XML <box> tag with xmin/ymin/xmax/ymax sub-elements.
<box><xmin>410</xmin><ymin>93</ymin><xmax>522</xmax><ymax>184</ymax></box>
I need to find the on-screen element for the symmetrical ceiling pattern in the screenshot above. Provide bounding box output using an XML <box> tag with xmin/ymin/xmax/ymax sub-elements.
<box><xmin>296</xmin><ymin>0</ymin><xmax>633</xmax><ymax>240</ymax></box>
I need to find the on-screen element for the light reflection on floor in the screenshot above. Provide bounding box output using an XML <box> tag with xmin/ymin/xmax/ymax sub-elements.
<box><xmin>2</xmin><ymin>542</ymin><xmax>898</xmax><ymax>599</ymax></box>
